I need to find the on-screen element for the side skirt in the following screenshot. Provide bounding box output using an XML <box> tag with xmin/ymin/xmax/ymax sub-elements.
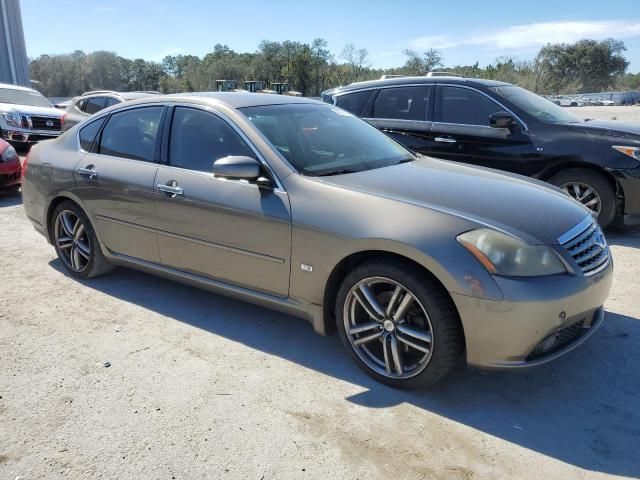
<box><xmin>104</xmin><ymin>250</ymin><xmax>328</xmax><ymax>335</ymax></box>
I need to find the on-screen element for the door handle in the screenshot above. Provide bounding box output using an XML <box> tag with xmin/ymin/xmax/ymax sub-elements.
<box><xmin>434</xmin><ymin>137</ymin><xmax>457</xmax><ymax>144</ymax></box>
<box><xmin>157</xmin><ymin>181</ymin><xmax>184</xmax><ymax>196</ymax></box>
<box><xmin>77</xmin><ymin>166</ymin><xmax>98</xmax><ymax>179</ymax></box>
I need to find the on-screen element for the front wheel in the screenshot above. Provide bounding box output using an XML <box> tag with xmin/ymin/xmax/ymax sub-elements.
<box><xmin>548</xmin><ymin>169</ymin><xmax>616</xmax><ymax>229</ymax></box>
<box><xmin>336</xmin><ymin>260</ymin><xmax>464</xmax><ymax>389</ymax></box>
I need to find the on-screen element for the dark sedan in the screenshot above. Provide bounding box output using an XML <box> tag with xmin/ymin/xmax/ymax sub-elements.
<box><xmin>322</xmin><ymin>77</ymin><xmax>640</xmax><ymax>228</ymax></box>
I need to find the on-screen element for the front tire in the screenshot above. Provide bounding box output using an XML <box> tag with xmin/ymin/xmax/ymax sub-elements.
<box><xmin>548</xmin><ymin>169</ymin><xmax>616</xmax><ymax>229</ymax></box>
<box><xmin>51</xmin><ymin>201</ymin><xmax>112</xmax><ymax>279</ymax></box>
<box><xmin>336</xmin><ymin>260</ymin><xmax>464</xmax><ymax>389</ymax></box>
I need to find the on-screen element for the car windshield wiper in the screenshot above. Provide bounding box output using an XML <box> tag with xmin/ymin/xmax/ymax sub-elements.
<box><xmin>315</xmin><ymin>169</ymin><xmax>357</xmax><ymax>177</ymax></box>
<box><xmin>396</xmin><ymin>158</ymin><xmax>414</xmax><ymax>164</ymax></box>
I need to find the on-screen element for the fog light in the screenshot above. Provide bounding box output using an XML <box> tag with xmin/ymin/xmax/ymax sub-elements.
<box><xmin>541</xmin><ymin>334</ymin><xmax>560</xmax><ymax>353</ymax></box>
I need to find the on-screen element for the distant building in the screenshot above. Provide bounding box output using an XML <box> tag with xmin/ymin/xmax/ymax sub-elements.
<box><xmin>0</xmin><ymin>0</ymin><xmax>30</xmax><ymax>86</ymax></box>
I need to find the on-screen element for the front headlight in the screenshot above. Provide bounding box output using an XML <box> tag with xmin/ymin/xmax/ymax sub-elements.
<box><xmin>2</xmin><ymin>112</ymin><xmax>22</xmax><ymax>128</ymax></box>
<box><xmin>612</xmin><ymin>146</ymin><xmax>640</xmax><ymax>161</ymax></box>
<box><xmin>1</xmin><ymin>145</ymin><xmax>18</xmax><ymax>162</ymax></box>
<box><xmin>457</xmin><ymin>228</ymin><xmax>566</xmax><ymax>277</ymax></box>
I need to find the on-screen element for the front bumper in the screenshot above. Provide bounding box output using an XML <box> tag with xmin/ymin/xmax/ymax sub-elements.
<box><xmin>0</xmin><ymin>159</ymin><xmax>22</xmax><ymax>187</ymax></box>
<box><xmin>451</xmin><ymin>261</ymin><xmax>613</xmax><ymax>369</ymax></box>
<box><xmin>611</xmin><ymin>166</ymin><xmax>640</xmax><ymax>225</ymax></box>
<box><xmin>1</xmin><ymin>127</ymin><xmax>61</xmax><ymax>144</ymax></box>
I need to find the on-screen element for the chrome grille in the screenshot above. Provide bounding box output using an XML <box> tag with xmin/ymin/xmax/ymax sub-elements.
<box><xmin>30</xmin><ymin>116</ymin><xmax>61</xmax><ymax>131</ymax></box>
<box><xmin>560</xmin><ymin>217</ymin><xmax>610</xmax><ymax>276</ymax></box>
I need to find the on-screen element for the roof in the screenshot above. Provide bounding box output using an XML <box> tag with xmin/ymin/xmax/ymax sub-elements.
<box><xmin>78</xmin><ymin>91</ymin><xmax>159</xmax><ymax>101</ymax></box>
<box><xmin>119</xmin><ymin>92</ymin><xmax>159</xmax><ymax>101</ymax></box>
<box><xmin>322</xmin><ymin>76</ymin><xmax>512</xmax><ymax>95</ymax></box>
<box><xmin>162</xmin><ymin>91</ymin><xmax>320</xmax><ymax>109</ymax></box>
<box><xmin>0</xmin><ymin>82</ymin><xmax>38</xmax><ymax>92</ymax></box>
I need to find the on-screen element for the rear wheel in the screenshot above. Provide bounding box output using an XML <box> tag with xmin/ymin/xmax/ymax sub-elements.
<box><xmin>51</xmin><ymin>201</ymin><xmax>112</xmax><ymax>279</ymax></box>
<box><xmin>549</xmin><ymin>169</ymin><xmax>616</xmax><ymax>229</ymax></box>
<box><xmin>336</xmin><ymin>260</ymin><xmax>464</xmax><ymax>389</ymax></box>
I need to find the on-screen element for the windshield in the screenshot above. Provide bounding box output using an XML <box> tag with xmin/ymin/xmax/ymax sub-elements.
<box><xmin>488</xmin><ymin>85</ymin><xmax>581</xmax><ymax>124</ymax></box>
<box><xmin>0</xmin><ymin>88</ymin><xmax>52</xmax><ymax>108</ymax></box>
<box><xmin>241</xmin><ymin>103</ymin><xmax>414</xmax><ymax>176</ymax></box>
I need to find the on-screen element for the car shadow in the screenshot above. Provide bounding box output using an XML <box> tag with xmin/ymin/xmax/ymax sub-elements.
<box><xmin>607</xmin><ymin>225</ymin><xmax>640</xmax><ymax>248</ymax></box>
<box><xmin>48</xmin><ymin>259</ymin><xmax>640</xmax><ymax>478</ymax></box>
<box><xmin>0</xmin><ymin>189</ymin><xmax>22</xmax><ymax>207</ymax></box>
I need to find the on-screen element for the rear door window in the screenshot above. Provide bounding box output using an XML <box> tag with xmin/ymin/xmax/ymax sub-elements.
<box><xmin>84</xmin><ymin>97</ymin><xmax>107</xmax><ymax>114</ymax></box>
<box><xmin>98</xmin><ymin>106</ymin><xmax>163</xmax><ymax>162</ymax></box>
<box><xmin>372</xmin><ymin>86</ymin><xmax>430</xmax><ymax>121</ymax></box>
<box><xmin>440</xmin><ymin>86</ymin><xmax>502</xmax><ymax>126</ymax></box>
<box><xmin>334</xmin><ymin>90</ymin><xmax>373</xmax><ymax>116</ymax></box>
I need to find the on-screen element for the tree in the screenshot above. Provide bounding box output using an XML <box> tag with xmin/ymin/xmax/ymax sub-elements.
<box><xmin>310</xmin><ymin>38</ymin><xmax>332</xmax><ymax>95</ymax></box>
<box><xmin>401</xmin><ymin>48</ymin><xmax>443</xmax><ymax>75</ymax></box>
<box><xmin>536</xmin><ymin>38</ymin><xmax>629</xmax><ymax>93</ymax></box>
<box><xmin>340</xmin><ymin>44</ymin><xmax>370</xmax><ymax>83</ymax></box>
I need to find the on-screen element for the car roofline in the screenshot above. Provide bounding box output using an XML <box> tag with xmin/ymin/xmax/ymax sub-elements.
<box><xmin>322</xmin><ymin>76</ymin><xmax>512</xmax><ymax>96</ymax></box>
<box><xmin>103</xmin><ymin>92</ymin><xmax>323</xmax><ymax>110</ymax></box>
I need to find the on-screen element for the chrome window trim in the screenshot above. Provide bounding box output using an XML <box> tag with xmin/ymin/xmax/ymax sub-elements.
<box><xmin>75</xmin><ymin>101</ymin><xmax>286</xmax><ymax>193</ymax></box>
<box><xmin>332</xmin><ymin>82</ymin><xmax>528</xmax><ymax>131</ymax></box>
<box><xmin>165</xmin><ymin>102</ymin><xmax>287</xmax><ymax>193</ymax></box>
<box><xmin>76</xmin><ymin>102</ymin><xmax>166</xmax><ymax>153</ymax></box>
<box><xmin>155</xmin><ymin>162</ymin><xmax>287</xmax><ymax>195</ymax></box>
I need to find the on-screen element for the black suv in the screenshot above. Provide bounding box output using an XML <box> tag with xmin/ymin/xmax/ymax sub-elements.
<box><xmin>322</xmin><ymin>77</ymin><xmax>640</xmax><ymax>228</ymax></box>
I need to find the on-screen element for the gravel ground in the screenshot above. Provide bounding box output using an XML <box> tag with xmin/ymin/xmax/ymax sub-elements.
<box><xmin>2</xmin><ymin>118</ymin><xmax>640</xmax><ymax>480</ymax></box>
<box><xmin>566</xmin><ymin>105</ymin><xmax>640</xmax><ymax>122</ymax></box>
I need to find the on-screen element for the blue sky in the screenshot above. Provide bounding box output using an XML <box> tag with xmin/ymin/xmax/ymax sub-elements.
<box><xmin>21</xmin><ymin>0</ymin><xmax>640</xmax><ymax>71</ymax></box>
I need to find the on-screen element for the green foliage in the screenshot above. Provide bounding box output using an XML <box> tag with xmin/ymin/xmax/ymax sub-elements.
<box><xmin>29</xmin><ymin>38</ymin><xmax>637</xmax><ymax>98</ymax></box>
<box><xmin>535</xmin><ymin>39</ymin><xmax>629</xmax><ymax>93</ymax></box>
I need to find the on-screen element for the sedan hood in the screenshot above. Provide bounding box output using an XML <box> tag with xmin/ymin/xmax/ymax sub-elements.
<box><xmin>319</xmin><ymin>158</ymin><xmax>590</xmax><ymax>245</ymax></box>
<box><xmin>568</xmin><ymin>120</ymin><xmax>640</xmax><ymax>140</ymax></box>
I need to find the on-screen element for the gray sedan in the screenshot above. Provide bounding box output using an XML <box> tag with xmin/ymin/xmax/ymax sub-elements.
<box><xmin>22</xmin><ymin>93</ymin><xmax>613</xmax><ymax>388</ymax></box>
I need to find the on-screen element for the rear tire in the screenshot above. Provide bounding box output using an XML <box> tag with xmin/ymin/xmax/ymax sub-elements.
<box><xmin>548</xmin><ymin>169</ymin><xmax>616</xmax><ymax>229</ymax></box>
<box><xmin>336</xmin><ymin>259</ymin><xmax>464</xmax><ymax>389</ymax></box>
<box><xmin>51</xmin><ymin>201</ymin><xmax>112</xmax><ymax>279</ymax></box>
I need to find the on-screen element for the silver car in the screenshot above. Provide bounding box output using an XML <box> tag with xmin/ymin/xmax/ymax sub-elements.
<box><xmin>62</xmin><ymin>91</ymin><xmax>159</xmax><ymax>131</ymax></box>
<box><xmin>22</xmin><ymin>93</ymin><xmax>613</xmax><ymax>388</ymax></box>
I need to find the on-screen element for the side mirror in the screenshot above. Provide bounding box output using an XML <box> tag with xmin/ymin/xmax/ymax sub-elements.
<box><xmin>489</xmin><ymin>111</ymin><xmax>517</xmax><ymax>129</ymax></box>
<box><xmin>212</xmin><ymin>156</ymin><xmax>261</xmax><ymax>180</ymax></box>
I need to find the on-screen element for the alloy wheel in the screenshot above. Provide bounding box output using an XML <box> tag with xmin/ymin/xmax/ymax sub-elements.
<box><xmin>54</xmin><ymin>210</ymin><xmax>91</xmax><ymax>272</ymax></box>
<box><xmin>561</xmin><ymin>182</ymin><xmax>602</xmax><ymax>217</ymax></box>
<box><xmin>343</xmin><ymin>276</ymin><xmax>434</xmax><ymax>379</ymax></box>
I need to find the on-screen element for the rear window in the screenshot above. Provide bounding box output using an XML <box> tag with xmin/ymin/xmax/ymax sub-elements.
<box><xmin>78</xmin><ymin>117</ymin><xmax>106</xmax><ymax>151</ymax></box>
<box><xmin>84</xmin><ymin>97</ymin><xmax>106</xmax><ymax>115</ymax></box>
<box><xmin>334</xmin><ymin>91</ymin><xmax>373</xmax><ymax>116</ymax></box>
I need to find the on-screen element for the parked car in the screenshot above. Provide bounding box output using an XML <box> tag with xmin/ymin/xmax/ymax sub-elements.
<box><xmin>22</xmin><ymin>93</ymin><xmax>612</xmax><ymax>388</ymax></box>
<box><xmin>0</xmin><ymin>138</ymin><xmax>21</xmax><ymax>192</ymax></box>
<box><xmin>321</xmin><ymin>77</ymin><xmax>640</xmax><ymax>228</ymax></box>
<box><xmin>62</xmin><ymin>90</ymin><xmax>160</xmax><ymax>131</ymax></box>
<box><xmin>0</xmin><ymin>82</ymin><xmax>64</xmax><ymax>145</ymax></box>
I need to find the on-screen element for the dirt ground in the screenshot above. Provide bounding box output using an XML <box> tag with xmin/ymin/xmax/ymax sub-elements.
<box><xmin>2</xmin><ymin>120</ymin><xmax>640</xmax><ymax>479</ymax></box>
<box><xmin>566</xmin><ymin>105</ymin><xmax>640</xmax><ymax>122</ymax></box>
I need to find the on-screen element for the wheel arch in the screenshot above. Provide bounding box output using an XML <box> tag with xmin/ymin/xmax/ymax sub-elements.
<box><xmin>540</xmin><ymin>162</ymin><xmax>622</xmax><ymax>213</ymax></box>
<box><xmin>45</xmin><ymin>193</ymin><xmax>87</xmax><ymax>242</ymax></box>
<box><xmin>320</xmin><ymin>250</ymin><xmax>462</xmax><ymax>339</ymax></box>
